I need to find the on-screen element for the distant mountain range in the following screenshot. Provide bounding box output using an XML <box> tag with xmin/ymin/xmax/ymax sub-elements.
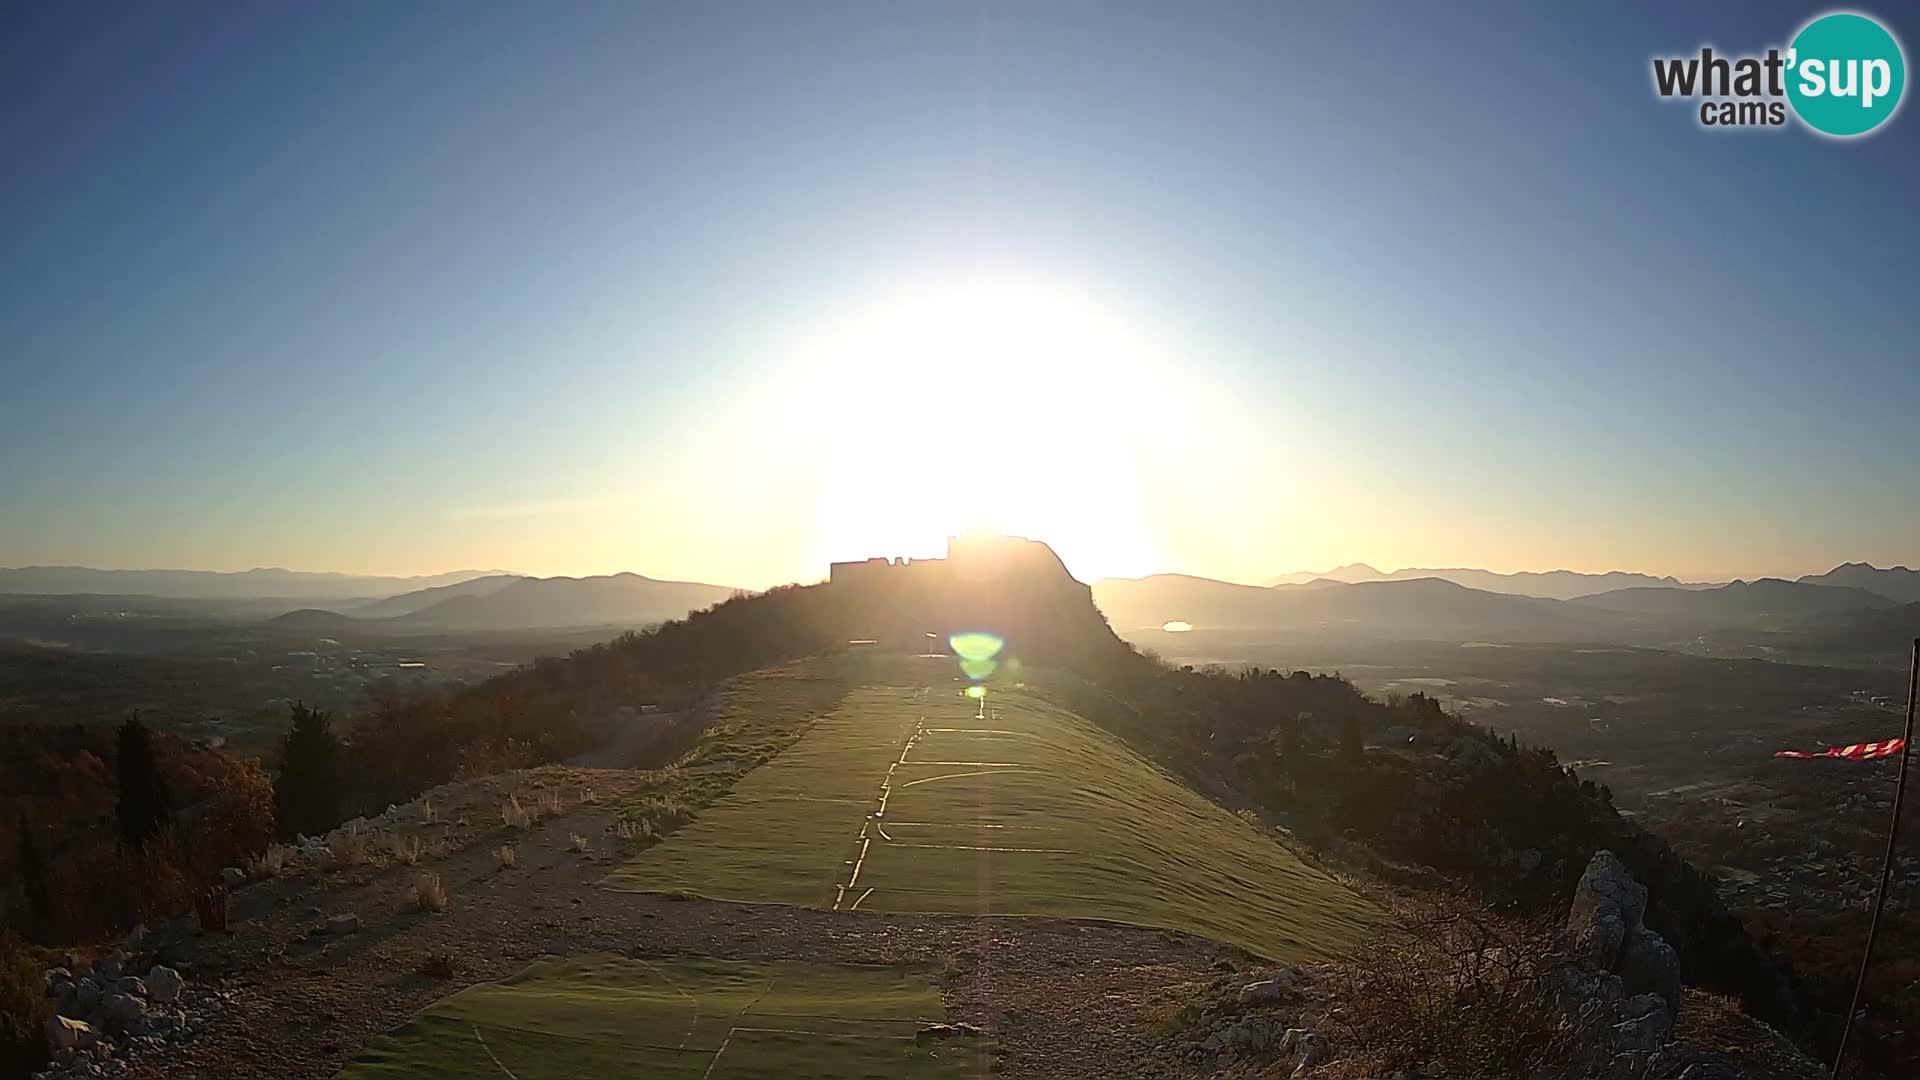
<box><xmin>1566</xmin><ymin>578</ymin><xmax>1897</xmax><ymax>618</ymax></box>
<box><xmin>266</xmin><ymin>573</ymin><xmax>741</xmax><ymax>633</ymax></box>
<box><xmin>0</xmin><ymin>565</ymin><xmax>511</xmax><ymax>601</ymax></box>
<box><xmin>1093</xmin><ymin>574</ymin><xmax>1625</xmax><ymax>642</ymax></box>
<box><xmin>1263</xmin><ymin>563</ymin><xmax>1710</xmax><ymax>600</ymax></box>
<box><xmin>1796</xmin><ymin>562</ymin><xmax>1920</xmax><ymax>604</ymax></box>
<box><xmin>1095</xmin><ymin>569</ymin><xmax>1905</xmax><ymax>644</ymax></box>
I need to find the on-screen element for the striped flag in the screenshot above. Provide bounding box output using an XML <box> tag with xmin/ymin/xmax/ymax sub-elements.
<box><xmin>1774</xmin><ymin>737</ymin><xmax>1907</xmax><ymax>760</ymax></box>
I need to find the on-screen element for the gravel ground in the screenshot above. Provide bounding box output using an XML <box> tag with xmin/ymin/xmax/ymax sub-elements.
<box><xmin>106</xmin><ymin>767</ymin><xmax>1238</xmax><ymax>1079</ymax></box>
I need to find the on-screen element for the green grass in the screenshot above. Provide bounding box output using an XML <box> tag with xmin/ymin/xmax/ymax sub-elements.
<box><xmin>605</xmin><ymin>670</ymin><xmax>1382</xmax><ymax>961</ymax></box>
<box><xmin>336</xmin><ymin>955</ymin><xmax>982</xmax><ymax>1080</ymax></box>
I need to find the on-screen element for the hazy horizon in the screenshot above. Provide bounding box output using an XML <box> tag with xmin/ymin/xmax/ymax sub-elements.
<box><xmin>5</xmin><ymin>2</ymin><xmax>1916</xmax><ymax>590</ymax></box>
<box><xmin>1</xmin><ymin>549</ymin><xmax>1907</xmax><ymax>593</ymax></box>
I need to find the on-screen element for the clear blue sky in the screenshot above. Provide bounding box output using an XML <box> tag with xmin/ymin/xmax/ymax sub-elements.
<box><xmin>3</xmin><ymin>2</ymin><xmax>1916</xmax><ymax>587</ymax></box>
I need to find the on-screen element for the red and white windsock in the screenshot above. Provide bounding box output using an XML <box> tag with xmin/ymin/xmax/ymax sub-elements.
<box><xmin>1774</xmin><ymin>737</ymin><xmax>1908</xmax><ymax>760</ymax></box>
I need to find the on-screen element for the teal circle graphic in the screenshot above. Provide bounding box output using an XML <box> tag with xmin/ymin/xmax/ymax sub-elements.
<box><xmin>1786</xmin><ymin>12</ymin><xmax>1906</xmax><ymax>137</ymax></box>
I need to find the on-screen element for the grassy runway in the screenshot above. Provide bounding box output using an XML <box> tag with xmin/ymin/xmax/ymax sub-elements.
<box><xmin>605</xmin><ymin>674</ymin><xmax>1379</xmax><ymax>961</ymax></box>
<box><xmin>336</xmin><ymin>954</ymin><xmax>980</xmax><ymax>1080</ymax></box>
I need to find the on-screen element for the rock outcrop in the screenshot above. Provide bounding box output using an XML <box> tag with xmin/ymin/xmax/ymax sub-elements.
<box><xmin>1569</xmin><ymin>850</ymin><xmax>1683</xmax><ymax>1019</ymax></box>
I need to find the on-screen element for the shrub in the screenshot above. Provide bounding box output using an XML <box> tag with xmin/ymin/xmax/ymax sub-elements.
<box><xmin>389</xmin><ymin>835</ymin><xmax>421</xmax><ymax>866</ymax></box>
<box><xmin>0</xmin><ymin>929</ymin><xmax>50</xmax><ymax>1077</ymax></box>
<box><xmin>245</xmin><ymin>843</ymin><xmax>291</xmax><ymax>879</ymax></box>
<box><xmin>495</xmin><ymin>844</ymin><xmax>516</xmax><ymax>869</ymax></box>
<box><xmin>193</xmin><ymin>755</ymin><xmax>275</xmax><ymax>879</ymax></box>
<box><xmin>569</xmin><ymin>833</ymin><xmax>589</xmax><ymax>853</ymax></box>
<box><xmin>413</xmin><ymin>872</ymin><xmax>450</xmax><ymax>913</ymax></box>
<box><xmin>1325</xmin><ymin>900</ymin><xmax>1581</xmax><ymax>1077</ymax></box>
<box><xmin>501</xmin><ymin>795</ymin><xmax>531</xmax><ymax>830</ymax></box>
<box><xmin>418</xmin><ymin>947</ymin><xmax>464</xmax><ymax>979</ymax></box>
<box><xmin>329</xmin><ymin>825</ymin><xmax>372</xmax><ymax>869</ymax></box>
<box><xmin>421</xmin><ymin>797</ymin><xmax>436</xmax><ymax>824</ymax></box>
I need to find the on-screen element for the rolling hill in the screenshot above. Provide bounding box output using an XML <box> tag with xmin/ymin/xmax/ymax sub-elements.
<box><xmin>1092</xmin><ymin>573</ymin><xmax>1630</xmax><ymax>642</ymax></box>
<box><xmin>0</xmin><ymin>565</ymin><xmax>510</xmax><ymax>601</ymax></box>
<box><xmin>1569</xmin><ymin>578</ymin><xmax>1895</xmax><ymax>621</ymax></box>
<box><xmin>343</xmin><ymin>573</ymin><xmax>526</xmax><ymax>619</ymax></box>
<box><xmin>394</xmin><ymin>572</ymin><xmax>739</xmax><ymax>630</ymax></box>
<box><xmin>1265</xmin><ymin>563</ymin><xmax>1710</xmax><ymax>599</ymax></box>
<box><xmin>259</xmin><ymin>573</ymin><xmax>740</xmax><ymax>633</ymax></box>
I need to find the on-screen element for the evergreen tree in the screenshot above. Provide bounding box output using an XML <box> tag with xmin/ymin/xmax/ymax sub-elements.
<box><xmin>16</xmin><ymin>815</ymin><xmax>49</xmax><ymax>924</ymax></box>
<box><xmin>115</xmin><ymin>714</ymin><xmax>174</xmax><ymax>849</ymax></box>
<box><xmin>274</xmin><ymin>702</ymin><xmax>341</xmax><ymax>840</ymax></box>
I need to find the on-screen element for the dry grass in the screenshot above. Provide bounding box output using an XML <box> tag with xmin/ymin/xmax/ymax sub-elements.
<box><xmin>495</xmin><ymin>844</ymin><xmax>517</xmax><ymax>869</ymax></box>
<box><xmin>1323</xmin><ymin>899</ymin><xmax>1581</xmax><ymax>1077</ymax></box>
<box><xmin>569</xmin><ymin>833</ymin><xmax>590</xmax><ymax>853</ymax></box>
<box><xmin>501</xmin><ymin>794</ymin><xmax>531</xmax><ymax>830</ymax></box>
<box><xmin>416</xmin><ymin>947</ymin><xmax>464</xmax><ymax>980</ymax></box>
<box><xmin>421</xmin><ymin>797</ymin><xmax>437</xmax><ymax>824</ymax></box>
<box><xmin>329</xmin><ymin>826</ymin><xmax>373</xmax><ymax>869</ymax></box>
<box><xmin>246</xmin><ymin>843</ymin><xmax>292</xmax><ymax>879</ymax></box>
<box><xmin>412</xmin><ymin>872</ymin><xmax>451</xmax><ymax>914</ymax></box>
<box><xmin>536</xmin><ymin>788</ymin><xmax>565</xmax><ymax>819</ymax></box>
<box><xmin>579</xmin><ymin>786</ymin><xmax>598</xmax><ymax>805</ymax></box>
<box><xmin>389</xmin><ymin>835</ymin><xmax>421</xmax><ymax>866</ymax></box>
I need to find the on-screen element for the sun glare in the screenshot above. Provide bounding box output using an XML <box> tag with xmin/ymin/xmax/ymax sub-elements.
<box><xmin>773</xmin><ymin>274</ymin><xmax>1182</xmax><ymax>582</ymax></box>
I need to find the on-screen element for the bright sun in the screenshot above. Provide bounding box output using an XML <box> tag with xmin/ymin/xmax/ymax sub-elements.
<box><xmin>784</xmin><ymin>273</ymin><xmax>1179</xmax><ymax>582</ymax></box>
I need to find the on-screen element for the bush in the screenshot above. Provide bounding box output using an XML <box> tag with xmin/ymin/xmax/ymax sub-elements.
<box><xmin>389</xmin><ymin>835</ymin><xmax>421</xmax><ymax>866</ymax></box>
<box><xmin>192</xmin><ymin>755</ymin><xmax>275</xmax><ymax>880</ymax></box>
<box><xmin>412</xmin><ymin>872</ymin><xmax>450</xmax><ymax>913</ymax></box>
<box><xmin>1326</xmin><ymin>900</ymin><xmax>1582</xmax><ymax>1077</ymax></box>
<box><xmin>328</xmin><ymin>825</ymin><xmax>372</xmax><ymax>869</ymax></box>
<box><xmin>494</xmin><ymin>844</ymin><xmax>516</xmax><ymax>869</ymax></box>
<box><xmin>418</xmin><ymin>947</ymin><xmax>464</xmax><ymax>979</ymax></box>
<box><xmin>0</xmin><ymin>929</ymin><xmax>50</xmax><ymax>1077</ymax></box>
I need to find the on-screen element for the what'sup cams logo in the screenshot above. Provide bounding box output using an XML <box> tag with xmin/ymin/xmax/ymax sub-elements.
<box><xmin>1652</xmin><ymin>10</ymin><xmax>1906</xmax><ymax>137</ymax></box>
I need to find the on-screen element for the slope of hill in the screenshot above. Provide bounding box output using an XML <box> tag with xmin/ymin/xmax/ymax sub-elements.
<box><xmin>1570</xmin><ymin>578</ymin><xmax>1895</xmax><ymax>620</ymax></box>
<box><xmin>604</xmin><ymin>678</ymin><xmax>1378</xmax><ymax>961</ymax></box>
<box><xmin>393</xmin><ymin>572</ymin><xmax>739</xmax><ymax>630</ymax></box>
<box><xmin>1267</xmin><ymin>563</ymin><xmax>1709</xmax><ymax>599</ymax></box>
<box><xmin>1798</xmin><ymin>562</ymin><xmax>1920</xmax><ymax>603</ymax></box>
<box><xmin>0</xmin><ymin>565</ymin><xmax>510</xmax><ymax>600</ymax></box>
<box><xmin>1093</xmin><ymin>573</ymin><xmax>1627</xmax><ymax>642</ymax></box>
<box><xmin>343</xmin><ymin>573</ymin><xmax>526</xmax><ymax>619</ymax></box>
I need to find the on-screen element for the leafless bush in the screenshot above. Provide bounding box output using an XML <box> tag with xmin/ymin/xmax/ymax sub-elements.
<box><xmin>417</xmin><ymin>947</ymin><xmax>463</xmax><ymax>979</ymax></box>
<box><xmin>569</xmin><ymin>833</ymin><xmax>590</xmax><ymax>853</ymax></box>
<box><xmin>1324</xmin><ymin>898</ymin><xmax>1583</xmax><ymax>1077</ymax></box>
<box><xmin>412</xmin><ymin>872</ymin><xmax>450</xmax><ymax>913</ymax></box>
<box><xmin>501</xmin><ymin>794</ymin><xmax>531</xmax><ymax>830</ymax></box>
<box><xmin>329</xmin><ymin>826</ymin><xmax>372</xmax><ymax>869</ymax></box>
<box><xmin>389</xmin><ymin>835</ymin><xmax>421</xmax><ymax>866</ymax></box>
<box><xmin>536</xmin><ymin>788</ymin><xmax>565</xmax><ymax>819</ymax></box>
<box><xmin>246</xmin><ymin>843</ymin><xmax>291</xmax><ymax>879</ymax></box>
<box><xmin>495</xmin><ymin>844</ymin><xmax>517</xmax><ymax>869</ymax></box>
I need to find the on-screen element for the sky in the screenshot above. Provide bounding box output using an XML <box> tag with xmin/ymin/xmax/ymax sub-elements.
<box><xmin>3</xmin><ymin>1</ymin><xmax>1917</xmax><ymax>589</ymax></box>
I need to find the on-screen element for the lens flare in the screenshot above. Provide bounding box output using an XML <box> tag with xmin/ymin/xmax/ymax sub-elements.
<box><xmin>949</xmin><ymin>631</ymin><xmax>1005</xmax><ymax>661</ymax></box>
<box><xmin>966</xmin><ymin>685</ymin><xmax>987</xmax><ymax>700</ymax></box>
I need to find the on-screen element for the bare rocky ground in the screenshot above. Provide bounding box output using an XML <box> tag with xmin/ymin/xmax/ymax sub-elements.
<box><xmin>59</xmin><ymin>765</ymin><xmax>1240</xmax><ymax>1080</ymax></box>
